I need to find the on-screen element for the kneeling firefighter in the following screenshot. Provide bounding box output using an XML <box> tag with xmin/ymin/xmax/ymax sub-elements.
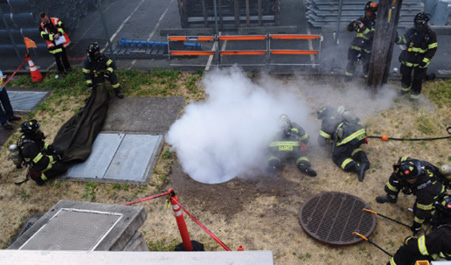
<box><xmin>317</xmin><ymin>106</ymin><xmax>370</xmax><ymax>181</ymax></box>
<box><xmin>268</xmin><ymin>114</ymin><xmax>317</xmax><ymax>177</ymax></box>
<box><xmin>387</xmin><ymin>193</ymin><xmax>451</xmax><ymax>265</ymax></box>
<box><xmin>9</xmin><ymin>120</ymin><xmax>68</xmax><ymax>185</ymax></box>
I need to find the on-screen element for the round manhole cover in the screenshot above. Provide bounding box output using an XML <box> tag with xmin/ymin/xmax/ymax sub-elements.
<box><xmin>298</xmin><ymin>191</ymin><xmax>376</xmax><ymax>245</ymax></box>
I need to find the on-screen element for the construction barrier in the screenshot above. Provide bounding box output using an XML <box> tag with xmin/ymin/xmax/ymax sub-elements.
<box><xmin>123</xmin><ymin>189</ymin><xmax>233</xmax><ymax>251</ymax></box>
<box><xmin>167</xmin><ymin>33</ymin><xmax>322</xmax><ymax>69</ymax></box>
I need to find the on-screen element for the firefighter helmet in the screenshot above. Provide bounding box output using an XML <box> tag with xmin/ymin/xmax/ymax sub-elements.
<box><xmin>433</xmin><ymin>194</ymin><xmax>451</xmax><ymax>226</ymax></box>
<box><xmin>317</xmin><ymin>107</ymin><xmax>329</xmax><ymax>120</ymax></box>
<box><xmin>88</xmin><ymin>42</ymin><xmax>100</xmax><ymax>54</ymax></box>
<box><xmin>20</xmin><ymin>119</ymin><xmax>40</xmax><ymax>134</ymax></box>
<box><xmin>414</xmin><ymin>13</ymin><xmax>429</xmax><ymax>26</ymax></box>
<box><xmin>279</xmin><ymin>114</ymin><xmax>291</xmax><ymax>130</ymax></box>
<box><xmin>364</xmin><ymin>1</ymin><xmax>378</xmax><ymax>12</ymax></box>
<box><xmin>394</xmin><ymin>159</ymin><xmax>423</xmax><ymax>180</ymax></box>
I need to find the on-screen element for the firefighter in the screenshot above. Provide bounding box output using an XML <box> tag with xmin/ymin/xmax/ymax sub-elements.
<box><xmin>268</xmin><ymin>114</ymin><xmax>317</xmax><ymax>177</ymax></box>
<box><xmin>395</xmin><ymin>13</ymin><xmax>437</xmax><ymax>101</ymax></box>
<box><xmin>17</xmin><ymin>120</ymin><xmax>68</xmax><ymax>185</ymax></box>
<box><xmin>317</xmin><ymin>106</ymin><xmax>370</xmax><ymax>181</ymax></box>
<box><xmin>82</xmin><ymin>42</ymin><xmax>124</xmax><ymax>99</ymax></box>
<box><xmin>344</xmin><ymin>1</ymin><xmax>377</xmax><ymax>82</ymax></box>
<box><xmin>376</xmin><ymin>157</ymin><xmax>446</xmax><ymax>235</ymax></box>
<box><xmin>39</xmin><ymin>12</ymin><xmax>71</xmax><ymax>77</ymax></box>
<box><xmin>387</xmin><ymin>194</ymin><xmax>451</xmax><ymax>265</ymax></box>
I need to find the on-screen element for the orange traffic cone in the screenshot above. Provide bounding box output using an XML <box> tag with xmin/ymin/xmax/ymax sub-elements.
<box><xmin>26</xmin><ymin>54</ymin><xmax>43</xmax><ymax>82</ymax></box>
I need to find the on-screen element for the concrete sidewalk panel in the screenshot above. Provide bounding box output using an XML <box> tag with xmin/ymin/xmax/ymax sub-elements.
<box><xmin>102</xmin><ymin>96</ymin><xmax>185</xmax><ymax>134</ymax></box>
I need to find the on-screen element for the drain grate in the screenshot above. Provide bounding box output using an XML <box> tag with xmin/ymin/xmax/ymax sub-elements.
<box><xmin>298</xmin><ymin>192</ymin><xmax>376</xmax><ymax>245</ymax></box>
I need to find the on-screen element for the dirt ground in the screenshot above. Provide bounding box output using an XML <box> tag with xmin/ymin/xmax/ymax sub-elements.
<box><xmin>0</xmin><ymin>74</ymin><xmax>449</xmax><ymax>265</ymax></box>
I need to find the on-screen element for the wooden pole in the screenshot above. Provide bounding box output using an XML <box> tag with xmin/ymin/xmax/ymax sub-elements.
<box><xmin>366</xmin><ymin>0</ymin><xmax>403</xmax><ymax>93</ymax></box>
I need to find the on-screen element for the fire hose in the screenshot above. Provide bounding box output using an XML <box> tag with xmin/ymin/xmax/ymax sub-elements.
<box><xmin>368</xmin><ymin>126</ymin><xmax>451</xmax><ymax>142</ymax></box>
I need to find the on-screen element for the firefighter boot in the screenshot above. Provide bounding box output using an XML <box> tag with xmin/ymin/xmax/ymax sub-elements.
<box><xmin>357</xmin><ymin>162</ymin><xmax>370</xmax><ymax>182</ymax></box>
<box><xmin>375</xmin><ymin>194</ymin><xmax>397</xmax><ymax>204</ymax></box>
<box><xmin>297</xmin><ymin>164</ymin><xmax>317</xmax><ymax>177</ymax></box>
<box><xmin>114</xmin><ymin>87</ymin><xmax>124</xmax><ymax>99</ymax></box>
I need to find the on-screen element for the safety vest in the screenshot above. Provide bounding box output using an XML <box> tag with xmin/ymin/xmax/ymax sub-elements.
<box><xmin>40</xmin><ymin>17</ymin><xmax>71</xmax><ymax>49</ymax></box>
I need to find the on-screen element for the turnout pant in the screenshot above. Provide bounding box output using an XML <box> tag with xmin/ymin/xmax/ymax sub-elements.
<box><xmin>0</xmin><ymin>88</ymin><xmax>14</xmax><ymax>126</ymax></box>
<box><xmin>53</xmin><ymin>47</ymin><xmax>71</xmax><ymax>74</ymax></box>
<box><xmin>332</xmin><ymin>144</ymin><xmax>369</xmax><ymax>172</ymax></box>
<box><xmin>346</xmin><ymin>48</ymin><xmax>371</xmax><ymax>78</ymax></box>
<box><xmin>400</xmin><ymin>64</ymin><xmax>427</xmax><ymax>97</ymax></box>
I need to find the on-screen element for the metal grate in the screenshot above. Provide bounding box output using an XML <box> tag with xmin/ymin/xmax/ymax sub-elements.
<box><xmin>298</xmin><ymin>191</ymin><xmax>376</xmax><ymax>245</ymax></box>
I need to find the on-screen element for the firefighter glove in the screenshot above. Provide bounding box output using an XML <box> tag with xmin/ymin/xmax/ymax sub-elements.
<box><xmin>419</xmin><ymin>58</ymin><xmax>429</xmax><ymax>68</ymax></box>
<box><xmin>411</xmin><ymin>222</ymin><xmax>421</xmax><ymax>235</ymax></box>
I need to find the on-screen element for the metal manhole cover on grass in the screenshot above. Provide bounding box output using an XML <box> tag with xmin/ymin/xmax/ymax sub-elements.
<box><xmin>298</xmin><ymin>191</ymin><xmax>376</xmax><ymax>245</ymax></box>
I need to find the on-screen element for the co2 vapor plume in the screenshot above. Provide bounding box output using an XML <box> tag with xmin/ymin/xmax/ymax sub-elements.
<box><xmin>166</xmin><ymin>67</ymin><xmax>313</xmax><ymax>184</ymax></box>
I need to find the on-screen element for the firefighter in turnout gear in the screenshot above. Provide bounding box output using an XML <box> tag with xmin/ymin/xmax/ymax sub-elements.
<box><xmin>83</xmin><ymin>42</ymin><xmax>124</xmax><ymax>99</ymax></box>
<box><xmin>268</xmin><ymin>114</ymin><xmax>317</xmax><ymax>177</ymax></box>
<box><xmin>39</xmin><ymin>12</ymin><xmax>71</xmax><ymax>76</ymax></box>
<box><xmin>395</xmin><ymin>13</ymin><xmax>437</xmax><ymax>101</ymax></box>
<box><xmin>376</xmin><ymin>157</ymin><xmax>446</xmax><ymax>235</ymax></box>
<box><xmin>387</xmin><ymin>194</ymin><xmax>451</xmax><ymax>265</ymax></box>
<box><xmin>345</xmin><ymin>1</ymin><xmax>377</xmax><ymax>82</ymax></box>
<box><xmin>17</xmin><ymin>120</ymin><xmax>68</xmax><ymax>185</ymax></box>
<box><xmin>317</xmin><ymin>106</ymin><xmax>370</xmax><ymax>181</ymax></box>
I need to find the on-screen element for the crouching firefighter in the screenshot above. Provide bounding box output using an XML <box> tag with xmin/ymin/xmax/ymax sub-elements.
<box><xmin>317</xmin><ymin>106</ymin><xmax>370</xmax><ymax>181</ymax></box>
<box><xmin>387</xmin><ymin>193</ymin><xmax>451</xmax><ymax>265</ymax></box>
<box><xmin>83</xmin><ymin>42</ymin><xmax>124</xmax><ymax>99</ymax></box>
<box><xmin>15</xmin><ymin>120</ymin><xmax>68</xmax><ymax>185</ymax></box>
<box><xmin>267</xmin><ymin>114</ymin><xmax>317</xmax><ymax>177</ymax></box>
<box><xmin>375</xmin><ymin>157</ymin><xmax>446</xmax><ymax>235</ymax></box>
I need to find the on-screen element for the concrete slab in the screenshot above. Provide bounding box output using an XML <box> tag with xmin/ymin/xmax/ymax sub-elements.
<box><xmin>64</xmin><ymin>133</ymin><xmax>163</xmax><ymax>184</ymax></box>
<box><xmin>0</xmin><ymin>250</ymin><xmax>275</xmax><ymax>265</ymax></box>
<box><xmin>8</xmin><ymin>200</ymin><xmax>147</xmax><ymax>251</ymax></box>
<box><xmin>103</xmin><ymin>96</ymin><xmax>185</xmax><ymax>134</ymax></box>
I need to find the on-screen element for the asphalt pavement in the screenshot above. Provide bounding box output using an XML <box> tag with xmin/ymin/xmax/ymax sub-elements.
<box><xmin>0</xmin><ymin>0</ymin><xmax>450</xmax><ymax>78</ymax></box>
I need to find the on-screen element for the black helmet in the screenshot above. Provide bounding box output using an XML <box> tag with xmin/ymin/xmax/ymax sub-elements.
<box><xmin>414</xmin><ymin>13</ymin><xmax>429</xmax><ymax>26</ymax></box>
<box><xmin>317</xmin><ymin>107</ymin><xmax>329</xmax><ymax>120</ymax></box>
<box><xmin>394</xmin><ymin>159</ymin><xmax>423</xmax><ymax>180</ymax></box>
<box><xmin>88</xmin><ymin>42</ymin><xmax>100</xmax><ymax>56</ymax></box>
<box><xmin>20</xmin><ymin>119</ymin><xmax>40</xmax><ymax>134</ymax></box>
<box><xmin>432</xmin><ymin>194</ymin><xmax>451</xmax><ymax>226</ymax></box>
<box><xmin>364</xmin><ymin>1</ymin><xmax>378</xmax><ymax>12</ymax></box>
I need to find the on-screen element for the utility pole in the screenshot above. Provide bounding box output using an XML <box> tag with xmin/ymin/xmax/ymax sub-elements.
<box><xmin>367</xmin><ymin>0</ymin><xmax>403</xmax><ymax>93</ymax></box>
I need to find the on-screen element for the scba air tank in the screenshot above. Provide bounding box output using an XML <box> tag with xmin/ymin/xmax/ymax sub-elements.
<box><xmin>8</xmin><ymin>144</ymin><xmax>23</xmax><ymax>169</ymax></box>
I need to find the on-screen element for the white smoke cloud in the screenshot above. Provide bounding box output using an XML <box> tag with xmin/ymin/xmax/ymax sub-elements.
<box><xmin>166</xmin><ymin>67</ymin><xmax>312</xmax><ymax>184</ymax></box>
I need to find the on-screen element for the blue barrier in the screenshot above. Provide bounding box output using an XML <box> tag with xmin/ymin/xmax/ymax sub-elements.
<box><xmin>118</xmin><ymin>37</ymin><xmax>201</xmax><ymax>49</ymax></box>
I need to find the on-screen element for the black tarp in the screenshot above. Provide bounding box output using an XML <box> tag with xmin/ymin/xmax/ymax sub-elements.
<box><xmin>52</xmin><ymin>85</ymin><xmax>109</xmax><ymax>164</ymax></box>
